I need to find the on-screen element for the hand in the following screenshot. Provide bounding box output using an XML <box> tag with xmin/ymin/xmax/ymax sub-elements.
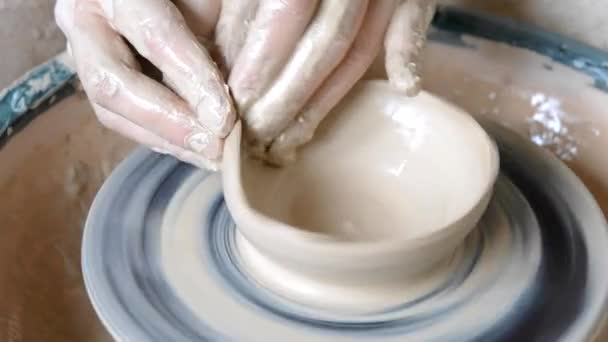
<box><xmin>55</xmin><ymin>0</ymin><xmax>236</xmax><ymax>170</ymax></box>
<box><xmin>229</xmin><ymin>0</ymin><xmax>436</xmax><ymax>164</ymax></box>
<box><xmin>56</xmin><ymin>0</ymin><xmax>435</xmax><ymax>169</ymax></box>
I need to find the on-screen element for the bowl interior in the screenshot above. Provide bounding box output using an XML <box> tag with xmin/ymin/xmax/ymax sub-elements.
<box><xmin>238</xmin><ymin>81</ymin><xmax>498</xmax><ymax>242</ymax></box>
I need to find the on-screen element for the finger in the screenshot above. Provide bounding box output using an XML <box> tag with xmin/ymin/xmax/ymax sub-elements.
<box><xmin>268</xmin><ymin>0</ymin><xmax>398</xmax><ymax>165</ymax></box>
<box><xmin>243</xmin><ymin>0</ymin><xmax>369</xmax><ymax>145</ymax></box>
<box><xmin>228</xmin><ymin>0</ymin><xmax>319</xmax><ymax>112</ymax></box>
<box><xmin>214</xmin><ymin>0</ymin><xmax>260</xmax><ymax>70</ymax></box>
<box><xmin>103</xmin><ymin>0</ymin><xmax>235</xmax><ymax>137</ymax></box>
<box><xmin>172</xmin><ymin>0</ymin><xmax>220</xmax><ymax>54</ymax></box>
<box><xmin>94</xmin><ymin>105</ymin><xmax>220</xmax><ymax>170</ymax></box>
<box><xmin>61</xmin><ymin>5</ymin><xmax>222</xmax><ymax>161</ymax></box>
<box><xmin>172</xmin><ymin>0</ymin><xmax>221</xmax><ymax>38</ymax></box>
<box><xmin>385</xmin><ymin>0</ymin><xmax>436</xmax><ymax>96</ymax></box>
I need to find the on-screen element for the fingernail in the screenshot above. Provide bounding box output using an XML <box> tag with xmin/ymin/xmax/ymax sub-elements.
<box><xmin>229</xmin><ymin>72</ymin><xmax>258</xmax><ymax>112</ymax></box>
<box><xmin>197</xmin><ymin>85</ymin><xmax>235</xmax><ymax>137</ymax></box>
<box><xmin>150</xmin><ymin>146</ymin><xmax>169</xmax><ymax>155</ymax></box>
<box><xmin>233</xmin><ymin>87</ymin><xmax>255</xmax><ymax>112</ymax></box>
<box><xmin>186</xmin><ymin>130</ymin><xmax>222</xmax><ymax>160</ymax></box>
<box><xmin>204</xmin><ymin>110</ymin><xmax>227</xmax><ymax>134</ymax></box>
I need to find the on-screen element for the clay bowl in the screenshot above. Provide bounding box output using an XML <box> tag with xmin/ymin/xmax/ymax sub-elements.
<box><xmin>222</xmin><ymin>81</ymin><xmax>499</xmax><ymax>312</ymax></box>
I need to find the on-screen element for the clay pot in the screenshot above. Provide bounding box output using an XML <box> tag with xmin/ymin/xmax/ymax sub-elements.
<box><xmin>222</xmin><ymin>81</ymin><xmax>499</xmax><ymax>313</ymax></box>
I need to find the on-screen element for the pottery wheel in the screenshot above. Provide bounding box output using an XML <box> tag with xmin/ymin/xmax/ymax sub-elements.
<box><xmin>82</xmin><ymin>122</ymin><xmax>608</xmax><ymax>341</ymax></box>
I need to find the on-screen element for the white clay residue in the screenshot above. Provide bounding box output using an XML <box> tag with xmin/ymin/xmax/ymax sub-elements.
<box><xmin>528</xmin><ymin>92</ymin><xmax>600</xmax><ymax>160</ymax></box>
